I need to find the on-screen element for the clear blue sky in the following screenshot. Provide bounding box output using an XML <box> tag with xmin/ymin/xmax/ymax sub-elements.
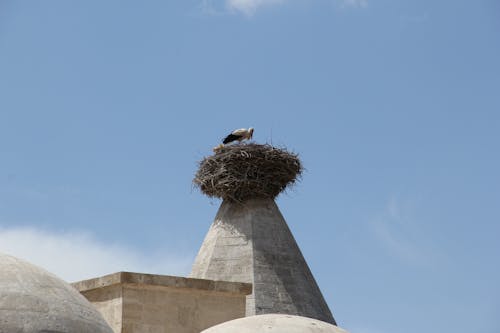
<box><xmin>1</xmin><ymin>1</ymin><xmax>499</xmax><ymax>333</ymax></box>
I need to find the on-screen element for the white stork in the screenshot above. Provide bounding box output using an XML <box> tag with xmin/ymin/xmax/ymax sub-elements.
<box><xmin>213</xmin><ymin>127</ymin><xmax>254</xmax><ymax>153</ymax></box>
<box><xmin>222</xmin><ymin>127</ymin><xmax>254</xmax><ymax>144</ymax></box>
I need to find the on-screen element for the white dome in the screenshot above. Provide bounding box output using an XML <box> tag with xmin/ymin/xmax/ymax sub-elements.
<box><xmin>0</xmin><ymin>252</ymin><xmax>113</xmax><ymax>333</ymax></box>
<box><xmin>202</xmin><ymin>314</ymin><xmax>350</xmax><ymax>333</ymax></box>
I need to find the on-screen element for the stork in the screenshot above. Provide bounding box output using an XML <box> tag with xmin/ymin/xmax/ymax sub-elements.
<box><xmin>222</xmin><ymin>127</ymin><xmax>254</xmax><ymax>144</ymax></box>
<box><xmin>213</xmin><ymin>127</ymin><xmax>255</xmax><ymax>153</ymax></box>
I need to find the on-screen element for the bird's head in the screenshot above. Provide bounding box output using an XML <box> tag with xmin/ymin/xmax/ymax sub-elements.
<box><xmin>248</xmin><ymin>127</ymin><xmax>254</xmax><ymax>139</ymax></box>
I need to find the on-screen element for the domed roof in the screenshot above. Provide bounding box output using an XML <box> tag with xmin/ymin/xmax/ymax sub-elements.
<box><xmin>202</xmin><ymin>314</ymin><xmax>350</xmax><ymax>333</ymax></box>
<box><xmin>0</xmin><ymin>252</ymin><xmax>113</xmax><ymax>333</ymax></box>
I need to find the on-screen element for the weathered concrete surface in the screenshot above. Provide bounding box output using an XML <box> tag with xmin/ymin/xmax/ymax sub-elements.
<box><xmin>202</xmin><ymin>314</ymin><xmax>349</xmax><ymax>333</ymax></box>
<box><xmin>77</xmin><ymin>284</ymin><xmax>123</xmax><ymax>333</ymax></box>
<box><xmin>73</xmin><ymin>271</ymin><xmax>252</xmax><ymax>333</ymax></box>
<box><xmin>190</xmin><ymin>198</ymin><xmax>336</xmax><ymax>324</ymax></box>
<box><xmin>0</xmin><ymin>252</ymin><xmax>113</xmax><ymax>333</ymax></box>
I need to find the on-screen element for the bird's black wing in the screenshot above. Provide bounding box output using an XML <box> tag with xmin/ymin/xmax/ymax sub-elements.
<box><xmin>223</xmin><ymin>134</ymin><xmax>241</xmax><ymax>144</ymax></box>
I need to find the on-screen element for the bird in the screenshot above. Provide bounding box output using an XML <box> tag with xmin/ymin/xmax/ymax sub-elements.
<box><xmin>222</xmin><ymin>127</ymin><xmax>254</xmax><ymax>144</ymax></box>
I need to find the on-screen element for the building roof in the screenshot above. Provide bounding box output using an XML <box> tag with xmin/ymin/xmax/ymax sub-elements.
<box><xmin>72</xmin><ymin>271</ymin><xmax>252</xmax><ymax>295</ymax></box>
<box><xmin>0</xmin><ymin>252</ymin><xmax>113</xmax><ymax>333</ymax></box>
<box><xmin>201</xmin><ymin>314</ymin><xmax>349</xmax><ymax>333</ymax></box>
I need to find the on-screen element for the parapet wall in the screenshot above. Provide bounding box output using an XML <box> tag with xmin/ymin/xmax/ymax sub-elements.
<box><xmin>73</xmin><ymin>272</ymin><xmax>252</xmax><ymax>333</ymax></box>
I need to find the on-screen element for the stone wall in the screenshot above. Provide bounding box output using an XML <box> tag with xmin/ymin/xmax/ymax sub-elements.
<box><xmin>73</xmin><ymin>272</ymin><xmax>252</xmax><ymax>333</ymax></box>
<box><xmin>80</xmin><ymin>284</ymin><xmax>122</xmax><ymax>332</ymax></box>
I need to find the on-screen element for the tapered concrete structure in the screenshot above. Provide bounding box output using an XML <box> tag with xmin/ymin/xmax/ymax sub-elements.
<box><xmin>190</xmin><ymin>198</ymin><xmax>335</xmax><ymax>324</ymax></box>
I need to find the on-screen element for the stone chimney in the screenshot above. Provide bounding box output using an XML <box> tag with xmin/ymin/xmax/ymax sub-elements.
<box><xmin>191</xmin><ymin>144</ymin><xmax>336</xmax><ymax>324</ymax></box>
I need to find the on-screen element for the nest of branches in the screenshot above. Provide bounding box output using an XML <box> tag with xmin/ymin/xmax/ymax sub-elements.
<box><xmin>194</xmin><ymin>143</ymin><xmax>303</xmax><ymax>202</ymax></box>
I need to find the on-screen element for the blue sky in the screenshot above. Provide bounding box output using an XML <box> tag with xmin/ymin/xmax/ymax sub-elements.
<box><xmin>1</xmin><ymin>1</ymin><xmax>499</xmax><ymax>332</ymax></box>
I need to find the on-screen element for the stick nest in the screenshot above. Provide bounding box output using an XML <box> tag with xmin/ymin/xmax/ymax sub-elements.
<box><xmin>194</xmin><ymin>143</ymin><xmax>303</xmax><ymax>202</ymax></box>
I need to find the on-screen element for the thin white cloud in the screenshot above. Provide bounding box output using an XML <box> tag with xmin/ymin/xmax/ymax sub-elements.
<box><xmin>370</xmin><ymin>196</ymin><xmax>442</xmax><ymax>266</ymax></box>
<box><xmin>198</xmin><ymin>0</ymin><xmax>288</xmax><ymax>16</ymax></box>
<box><xmin>199</xmin><ymin>0</ymin><xmax>226</xmax><ymax>16</ymax></box>
<box><xmin>199</xmin><ymin>0</ymin><xmax>368</xmax><ymax>16</ymax></box>
<box><xmin>226</xmin><ymin>0</ymin><xmax>286</xmax><ymax>16</ymax></box>
<box><xmin>0</xmin><ymin>226</ymin><xmax>193</xmax><ymax>282</ymax></box>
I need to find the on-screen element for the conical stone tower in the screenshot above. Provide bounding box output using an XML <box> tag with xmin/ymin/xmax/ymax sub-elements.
<box><xmin>191</xmin><ymin>143</ymin><xmax>335</xmax><ymax>324</ymax></box>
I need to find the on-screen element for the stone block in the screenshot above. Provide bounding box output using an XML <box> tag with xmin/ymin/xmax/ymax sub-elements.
<box><xmin>73</xmin><ymin>272</ymin><xmax>252</xmax><ymax>333</ymax></box>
